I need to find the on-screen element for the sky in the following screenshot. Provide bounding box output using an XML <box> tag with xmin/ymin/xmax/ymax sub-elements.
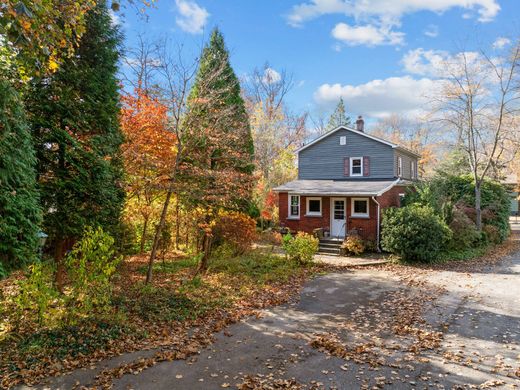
<box><xmin>114</xmin><ymin>0</ymin><xmax>519</xmax><ymax>125</ymax></box>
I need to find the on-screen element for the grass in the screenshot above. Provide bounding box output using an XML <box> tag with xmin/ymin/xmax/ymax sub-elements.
<box><xmin>437</xmin><ymin>245</ymin><xmax>489</xmax><ymax>262</ymax></box>
<box><xmin>208</xmin><ymin>251</ymin><xmax>302</xmax><ymax>284</ymax></box>
<box><xmin>137</xmin><ymin>255</ymin><xmax>199</xmax><ymax>275</ymax></box>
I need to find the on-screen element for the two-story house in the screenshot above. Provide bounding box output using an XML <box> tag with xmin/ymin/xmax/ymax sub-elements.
<box><xmin>273</xmin><ymin>118</ymin><xmax>419</xmax><ymax>248</ymax></box>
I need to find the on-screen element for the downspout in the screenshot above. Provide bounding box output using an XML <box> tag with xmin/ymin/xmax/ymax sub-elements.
<box><xmin>371</xmin><ymin>196</ymin><xmax>381</xmax><ymax>252</ymax></box>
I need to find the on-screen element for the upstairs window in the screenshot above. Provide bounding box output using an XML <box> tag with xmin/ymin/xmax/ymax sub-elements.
<box><xmin>350</xmin><ymin>157</ymin><xmax>363</xmax><ymax>176</ymax></box>
<box><xmin>397</xmin><ymin>156</ymin><xmax>402</xmax><ymax>177</ymax></box>
<box><xmin>289</xmin><ymin>194</ymin><xmax>300</xmax><ymax>218</ymax></box>
<box><xmin>339</xmin><ymin>136</ymin><xmax>346</xmax><ymax>145</ymax></box>
<box><xmin>306</xmin><ymin>197</ymin><xmax>322</xmax><ymax>216</ymax></box>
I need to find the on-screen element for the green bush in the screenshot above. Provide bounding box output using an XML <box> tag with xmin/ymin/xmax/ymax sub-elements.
<box><xmin>282</xmin><ymin>232</ymin><xmax>319</xmax><ymax>264</ymax></box>
<box><xmin>381</xmin><ymin>205</ymin><xmax>452</xmax><ymax>262</ymax></box>
<box><xmin>482</xmin><ymin>224</ymin><xmax>501</xmax><ymax>245</ymax></box>
<box><xmin>447</xmin><ymin>206</ymin><xmax>480</xmax><ymax>250</ymax></box>
<box><xmin>65</xmin><ymin>226</ymin><xmax>122</xmax><ymax>323</ymax></box>
<box><xmin>15</xmin><ymin>262</ymin><xmax>62</xmax><ymax>327</ymax></box>
<box><xmin>404</xmin><ymin>174</ymin><xmax>510</xmax><ymax>244</ymax></box>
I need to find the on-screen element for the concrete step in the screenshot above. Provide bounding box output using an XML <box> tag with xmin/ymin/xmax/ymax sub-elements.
<box><xmin>319</xmin><ymin>242</ymin><xmax>342</xmax><ymax>249</ymax></box>
<box><xmin>318</xmin><ymin>247</ymin><xmax>341</xmax><ymax>255</ymax></box>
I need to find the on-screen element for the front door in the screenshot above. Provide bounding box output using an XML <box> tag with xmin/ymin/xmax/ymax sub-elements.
<box><xmin>330</xmin><ymin>198</ymin><xmax>346</xmax><ymax>238</ymax></box>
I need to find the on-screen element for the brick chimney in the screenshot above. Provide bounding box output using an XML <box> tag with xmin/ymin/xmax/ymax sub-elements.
<box><xmin>355</xmin><ymin>115</ymin><xmax>364</xmax><ymax>132</ymax></box>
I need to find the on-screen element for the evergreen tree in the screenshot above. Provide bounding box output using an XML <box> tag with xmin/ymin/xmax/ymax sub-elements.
<box><xmin>182</xmin><ymin>27</ymin><xmax>255</xmax><ymax>270</ymax></box>
<box><xmin>184</xmin><ymin>27</ymin><xmax>255</xmax><ymax>210</ymax></box>
<box><xmin>0</xmin><ymin>80</ymin><xmax>42</xmax><ymax>273</ymax></box>
<box><xmin>25</xmin><ymin>1</ymin><xmax>124</xmax><ymax>283</ymax></box>
<box><xmin>327</xmin><ymin>97</ymin><xmax>351</xmax><ymax>131</ymax></box>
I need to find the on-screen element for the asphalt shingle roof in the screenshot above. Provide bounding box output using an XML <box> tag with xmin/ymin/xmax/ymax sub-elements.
<box><xmin>273</xmin><ymin>179</ymin><xmax>409</xmax><ymax>196</ymax></box>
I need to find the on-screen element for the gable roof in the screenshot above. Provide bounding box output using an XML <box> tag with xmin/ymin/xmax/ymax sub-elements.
<box><xmin>296</xmin><ymin>125</ymin><xmax>421</xmax><ymax>157</ymax></box>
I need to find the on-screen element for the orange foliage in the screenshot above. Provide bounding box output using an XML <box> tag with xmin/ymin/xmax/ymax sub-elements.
<box><xmin>212</xmin><ymin>211</ymin><xmax>257</xmax><ymax>255</ymax></box>
<box><xmin>120</xmin><ymin>89</ymin><xmax>176</xmax><ymax>194</ymax></box>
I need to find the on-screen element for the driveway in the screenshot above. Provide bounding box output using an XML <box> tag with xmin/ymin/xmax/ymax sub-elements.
<box><xmin>27</xmin><ymin>225</ymin><xmax>520</xmax><ymax>389</ymax></box>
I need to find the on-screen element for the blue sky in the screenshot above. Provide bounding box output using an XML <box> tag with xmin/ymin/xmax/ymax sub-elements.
<box><xmin>115</xmin><ymin>0</ymin><xmax>519</xmax><ymax>124</ymax></box>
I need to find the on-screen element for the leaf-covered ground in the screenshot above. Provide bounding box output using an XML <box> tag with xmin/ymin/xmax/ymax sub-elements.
<box><xmin>0</xmin><ymin>251</ymin><xmax>326</xmax><ymax>389</ymax></box>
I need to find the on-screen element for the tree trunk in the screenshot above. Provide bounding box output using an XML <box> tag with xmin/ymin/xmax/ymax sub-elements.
<box><xmin>146</xmin><ymin>190</ymin><xmax>173</xmax><ymax>284</ymax></box>
<box><xmin>475</xmin><ymin>183</ymin><xmax>482</xmax><ymax>231</ymax></box>
<box><xmin>197</xmin><ymin>231</ymin><xmax>212</xmax><ymax>274</ymax></box>
<box><xmin>140</xmin><ymin>215</ymin><xmax>149</xmax><ymax>254</ymax></box>
<box><xmin>54</xmin><ymin>237</ymin><xmax>67</xmax><ymax>293</ymax></box>
<box><xmin>175</xmin><ymin>195</ymin><xmax>180</xmax><ymax>250</ymax></box>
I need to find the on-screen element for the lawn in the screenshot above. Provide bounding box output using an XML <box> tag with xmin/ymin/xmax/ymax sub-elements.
<box><xmin>0</xmin><ymin>250</ymin><xmax>323</xmax><ymax>388</ymax></box>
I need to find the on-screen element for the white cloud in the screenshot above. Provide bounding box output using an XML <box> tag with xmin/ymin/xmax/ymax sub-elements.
<box><xmin>174</xmin><ymin>0</ymin><xmax>209</xmax><ymax>34</ymax></box>
<box><xmin>262</xmin><ymin>67</ymin><xmax>281</xmax><ymax>84</ymax></box>
<box><xmin>331</xmin><ymin>22</ymin><xmax>404</xmax><ymax>46</ymax></box>
<box><xmin>423</xmin><ymin>24</ymin><xmax>439</xmax><ymax>38</ymax></box>
<box><xmin>109</xmin><ymin>10</ymin><xmax>121</xmax><ymax>26</ymax></box>
<box><xmin>402</xmin><ymin>48</ymin><xmax>481</xmax><ymax>77</ymax></box>
<box><xmin>493</xmin><ymin>37</ymin><xmax>511</xmax><ymax>49</ymax></box>
<box><xmin>287</xmin><ymin>0</ymin><xmax>500</xmax><ymax>26</ymax></box>
<box><xmin>314</xmin><ymin>76</ymin><xmax>442</xmax><ymax>118</ymax></box>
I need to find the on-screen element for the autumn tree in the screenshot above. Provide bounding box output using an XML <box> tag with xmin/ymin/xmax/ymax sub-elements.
<box><xmin>26</xmin><ymin>1</ymin><xmax>124</xmax><ymax>288</ymax></box>
<box><xmin>0</xmin><ymin>0</ymin><xmax>153</xmax><ymax>79</ymax></box>
<box><xmin>326</xmin><ymin>97</ymin><xmax>351</xmax><ymax>131</ymax></box>
<box><xmin>370</xmin><ymin>114</ymin><xmax>439</xmax><ymax>177</ymax></box>
<box><xmin>120</xmin><ymin>89</ymin><xmax>175</xmax><ymax>253</ymax></box>
<box><xmin>434</xmin><ymin>42</ymin><xmax>520</xmax><ymax>230</ymax></box>
<box><xmin>0</xmin><ymin>80</ymin><xmax>41</xmax><ymax>273</ymax></box>
<box><xmin>183</xmin><ymin>28</ymin><xmax>255</xmax><ymax>271</ymax></box>
<box><xmin>243</xmin><ymin>63</ymin><xmax>307</xmax><ymax>226</ymax></box>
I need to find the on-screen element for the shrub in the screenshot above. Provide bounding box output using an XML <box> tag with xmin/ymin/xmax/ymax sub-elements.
<box><xmin>15</xmin><ymin>262</ymin><xmax>62</xmax><ymax>327</ymax></box>
<box><xmin>447</xmin><ymin>206</ymin><xmax>480</xmax><ymax>250</ymax></box>
<box><xmin>282</xmin><ymin>232</ymin><xmax>319</xmax><ymax>264</ymax></box>
<box><xmin>258</xmin><ymin>229</ymin><xmax>282</xmax><ymax>246</ymax></box>
<box><xmin>341</xmin><ymin>236</ymin><xmax>365</xmax><ymax>256</ymax></box>
<box><xmin>65</xmin><ymin>226</ymin><xmax>122</xmax><ymax>323</ymax></box>
<box><xmin>212</xmin><ymin>211</ymin><xmax>257</xmax><ymax>256</ymax></box>
<box><xmin>482</xmin><ymin>224</ymin><xmax>501</xmax><ymax>245</ymax></box>
<box><xmin>381</xmin><ymin>205</ymin><xmax>452</xmax><ymax>262</ymax></box>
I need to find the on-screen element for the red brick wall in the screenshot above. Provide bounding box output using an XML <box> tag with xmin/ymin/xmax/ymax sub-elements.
<box><xmin>277</xmin><ymin>185</ymin><xmax>412</xmax><ymax>241</ymax></box>
<box><xmin>278</xmin><ymin>192</ymin><xmax>331</xmax><ymax>233</ymax></box>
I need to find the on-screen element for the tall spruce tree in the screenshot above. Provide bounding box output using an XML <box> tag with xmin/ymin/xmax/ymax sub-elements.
<box><xmin>327</xmin><ymin>97</ymin><xmax>351</xmax><ymax>131</ymax></box>
<box><xmin>183</xmin><ymin>27</ymin><xmax>255</xmax><ymax>270</ymax></box>
<box><xmin>25</xmin><ymin>1</ymin><xmax>124</xmax><ymax>285</ymax></box>
<box><xmin>0</xmin><ymin>80</ymin><xmax>41</xmax><ymax>273</ymax></box>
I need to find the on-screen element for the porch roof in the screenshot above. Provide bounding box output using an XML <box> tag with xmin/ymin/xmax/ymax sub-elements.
<box><xmin>273</xmin><ymin>179</ymin><xmax>406</xmax><ymax>196</ymax></box>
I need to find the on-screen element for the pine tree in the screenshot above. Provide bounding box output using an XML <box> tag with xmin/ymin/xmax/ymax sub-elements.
<box><xmin>183</xmin><ymin>27</ymin><xmax>255</xmax><ymax>270</ymax></box>
<box><xmin>0</xmin><ymin>80</ymin><xmax>42</xmax><ymax>273</ymax></box>
<box><xmin>25</xmin><ymin>1</ymin><xmax>124</xmax><ymax>285</ymax></box>
<box><xmin>184</xmin><ymin>27</ymin><xmax>255</xmax><ymax>209</ymax></box>
<box><xmin>327</xmin><ymin>97</ymin><xmax>351</xmax><ymax>131</ymax></box>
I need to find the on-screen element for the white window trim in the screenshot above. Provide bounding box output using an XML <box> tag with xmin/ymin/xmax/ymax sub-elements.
<box><xmin>411</xmin><ymin>160</ymin><xmax>415</xmax><ymax>179</ymax></box>
<box><xmin>339</xmin><ymin>136</ymin><xmax>346</xmax><ymax>145</ymax></box>
<box><xmin>350</xmin><ymin>156</ymin><xmax>363</xmax><ymax>177</ymax></box>
<box><xmin>397</xmin><ymin>156</ymin><xmax>402</xmax><ymax>177</ymax></box>
<box><xmin>288</xmin><ymin>194</ymin><xmax>300</xmax><ymax>219</ymax></box>
<box><xmin>351</xmin><ymin>197</ymin><xmax>370</xmax><ymax>218</ymax></box>
<box><xmin>305</xmin><ymin>197</ymin><xmax>322</xmax><ymax>216</ymax></box>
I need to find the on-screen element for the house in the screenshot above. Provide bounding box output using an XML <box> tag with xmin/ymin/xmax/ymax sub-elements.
<box><xmin>273</xmin><ymin>117</ymin><xmax>420</xmax><ymax>249</ymax></box>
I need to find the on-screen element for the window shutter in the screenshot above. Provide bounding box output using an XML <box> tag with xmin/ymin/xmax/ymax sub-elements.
<box><xmin>363</xmin><ymin>156</ymin><xmax>370</xmax><ymax>176</ymax></box>
<box><xmin>344</xmin><ymin>157</ymin><xmax>350</xmax><ymax>177</ymax></box>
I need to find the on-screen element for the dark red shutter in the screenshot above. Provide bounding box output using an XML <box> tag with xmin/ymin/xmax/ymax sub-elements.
<box><xmin>344</xmin><ymin>157</ymin><xmax>350</xmax><ymax>177</ymax></box>
<box><xmin>363</xmin><ymin>156</ymin><xmax>370</xmax><ymax>176</ymax></box>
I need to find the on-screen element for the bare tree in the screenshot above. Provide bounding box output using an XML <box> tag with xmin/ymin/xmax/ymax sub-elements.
<box><xmin>433</xmin><ymin>41</ymin><xmax>520</xmax><ymax>229</ymax></box>
<box><xmin>121</xmin><ymin>33</ymin><xmax>161</xmax><ymax>93</ymax></box>
<box><xmin>243</xmin><ymin>63</ymin><xmax>307</xmax><ymax>183</ymax></box>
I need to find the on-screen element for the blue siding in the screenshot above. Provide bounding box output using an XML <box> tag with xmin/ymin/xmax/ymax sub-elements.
<box><xmin>395</xmin><ymin>150</ymin><xmax>418</xmax><ymax>180</ymax></box>
<box><xmin>298</xmin><ymin>129</ymin><xmax>396</xmax><ymax>180</ymax></box>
